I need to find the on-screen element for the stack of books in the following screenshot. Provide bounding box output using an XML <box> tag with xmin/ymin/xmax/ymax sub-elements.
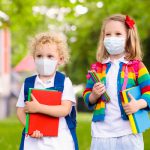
<box><xmin>121</xmin><ymin>86</ymin><xmax>150</xmax><ymax>134</ymax></box>
<box><xmin>25</xmin><ymin>88</ymin><xmax>62</xmax><ymax>136</ymax></box>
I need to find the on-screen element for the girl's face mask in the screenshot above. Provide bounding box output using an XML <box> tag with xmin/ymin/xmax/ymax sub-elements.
<box><xmin>35</xmin><ymin>58</ymin><xmax>58</xmax><ymax>76</ymax></box>
<box><xmin>104</xmin><ymin>37</ymin><xmax>126</xmax><ymax>55</ymax></box>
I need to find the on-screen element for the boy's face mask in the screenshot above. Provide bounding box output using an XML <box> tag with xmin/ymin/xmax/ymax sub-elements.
<box><xmin>104</xmin><ymin>37</ymin><xmax>126</xmax><ymax>55</ymax></box>
<box><xmin>35</xmin><ymin>58</ymin><xmax>58</xmax><ymax>76</ymax></box>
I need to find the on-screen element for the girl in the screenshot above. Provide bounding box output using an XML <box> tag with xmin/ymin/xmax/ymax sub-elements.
<box><xmin>83</xmin><ymin>14</ymin><xmax>150</xmax><ymax>150</ymax></box>
<box><xmin>16</xmin><ymin>32</ymin><xmax>78</xmax><ymax>150</ymax></box>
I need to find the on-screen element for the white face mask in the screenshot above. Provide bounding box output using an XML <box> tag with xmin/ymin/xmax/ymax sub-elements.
<box><xmin>104</xmin><ymin>37</ymin><xmax>126</xmax><ymax>55</ymax></box>
<box><xmin>35</xmin><ymin>58</ymin><xmax>58</xmax><ymax>76</ymax></box>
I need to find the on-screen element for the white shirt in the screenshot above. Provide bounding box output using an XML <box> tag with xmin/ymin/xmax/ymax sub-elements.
<box><xmin>16</xmin><ymin>74</ymin><xmax>76</xmax><ymax>150</ymax></box>
<box><xmin>92</xmin><ymin>56</ymin><xmax>132</xmax><ymax>138</ymax></box>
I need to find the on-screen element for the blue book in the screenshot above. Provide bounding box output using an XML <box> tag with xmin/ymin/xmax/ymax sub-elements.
<box><xmin>122</xmin><ymin>86</ymin><xmax>150</xmax><ymax>133</ymax></box>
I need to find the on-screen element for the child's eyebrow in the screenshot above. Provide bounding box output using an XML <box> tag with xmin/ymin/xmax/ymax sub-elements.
<box><xmin>104</xmin><ymin>32</ymin><xmax>110</xmax><ymax>34</ymax></box>
<box><xmin>115</xmin><ymin>31</ymin><xmax>122</xmax><ymax>33</ymax></box>
<box><xmin>104</xmin><ymin>30</ymin><xmax>111</xmax><ymax>33</ymax></box>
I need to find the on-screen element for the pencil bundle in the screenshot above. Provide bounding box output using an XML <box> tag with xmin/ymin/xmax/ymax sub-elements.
<box><xmin>88</xmin><ymin>70</ymin><xmax>110</xmax><ymax>103</ymax></box>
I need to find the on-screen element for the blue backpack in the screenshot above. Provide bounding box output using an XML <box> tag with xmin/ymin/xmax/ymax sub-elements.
<box><xmin>19</xmin><ymin>71</ymin><xmax>79</xmax><ymax>150</ymax></box>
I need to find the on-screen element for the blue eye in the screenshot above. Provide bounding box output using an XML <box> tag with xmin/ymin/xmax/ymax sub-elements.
<box><xmin>47</xmin><ymin>55</ymin><xmax>54</xmax><ymax>59</ymax></box>
<box><xmin>116</xmin><ymin>32</ymin><xmax>122</xmax><ymax>36</ymax></box>
<box><xmin>105</xmin><ymin>33</ymin><xmax>111</xmax><ymax>37</ymax></box>
<box><xmin>36</xmin><ymin>55</ymin><xmax>42</xmax><ymax>58</ymax></box>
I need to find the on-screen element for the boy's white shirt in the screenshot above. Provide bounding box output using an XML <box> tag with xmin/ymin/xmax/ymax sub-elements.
<box><xmin>92</xmin><ymin>56</ymin><xmax>133</xmax><ymax>138</ymax></box>
<box><xmin>16</xmin><ymin>74</ymin><xmax>75</xmax><ymax>150</ymax></box>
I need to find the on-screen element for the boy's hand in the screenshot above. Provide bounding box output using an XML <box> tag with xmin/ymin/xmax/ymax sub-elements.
<box><xmin>25</xmin><ymin>94</ymin><xmax>41</xmax><ymax>113</ymax></box>
<box><xmin>123</xmin><ymin>93</ymin><xmax>140</xmax><ymax>115</ymax></box>
<box><xmin>30</xmin><ymin>130</ymin><xmax>43</xmax><ymax>138</ymax></box>
<box><xmin>90</xmin><ymin>82</ymin><xmax>106</xmax><ymax>103</ymax></box>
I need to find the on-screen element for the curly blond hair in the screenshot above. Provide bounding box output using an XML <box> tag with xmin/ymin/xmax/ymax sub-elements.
<box><xmin>29</xmin><ymin>31</ymin><xmax>70</xmax><ymax>65</ymax></box>
<box><xmin>97</xmin><ymin>14</ymin><xmax>143</xmax><ymax>62</ymax></box>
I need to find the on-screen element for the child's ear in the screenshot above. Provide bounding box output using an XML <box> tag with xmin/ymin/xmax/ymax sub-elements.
<box><xmin>58</xmin><ymin>57</ymin><xmax>64</xmax><ymax>65</ymax></box>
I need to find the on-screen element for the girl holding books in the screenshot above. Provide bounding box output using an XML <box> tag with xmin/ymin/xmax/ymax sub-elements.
<box><xmin>83</xmin><ymin>14</ymin><xmax>150</xmax><ymax>150</ymax></box>
<box><xmin>16</xmin><ymin>32</ymin><xmax>78</xmax><ymax>150</ymax></box>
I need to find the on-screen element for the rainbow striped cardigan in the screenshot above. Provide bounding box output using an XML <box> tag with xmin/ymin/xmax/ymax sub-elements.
<box><xmin>83</xmin><ymin>60</ymin><xmax>150</xmax><ymax>122</ymax></box>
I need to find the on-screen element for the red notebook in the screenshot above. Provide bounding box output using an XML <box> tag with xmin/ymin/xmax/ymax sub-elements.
<box><xmin>25</xmin><ymin>88</ymin><xmax>62</xmax><ymax>136</ymax></box>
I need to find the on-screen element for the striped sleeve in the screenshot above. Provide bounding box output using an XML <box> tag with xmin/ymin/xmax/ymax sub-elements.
<box><xmin>83</xmin><ymin>77</ymin><xmax>96</xmax><ymax>110</ymax></box>
<box><xmin>137</xmin><ymin>62</ymin><xmax>150</xmax><ymax>110</ymax></box>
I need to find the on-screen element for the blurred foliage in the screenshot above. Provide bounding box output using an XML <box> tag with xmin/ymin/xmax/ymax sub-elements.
<box><xmin>0</xmin><ymin>0</ymin><xmax>150</xmax><ymax>84</ymax></box>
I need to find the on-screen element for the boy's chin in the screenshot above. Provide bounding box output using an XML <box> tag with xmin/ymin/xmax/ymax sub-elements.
<box><xmin>38</xmin><ymin>72</ymin><xmax>55</xmax><ymax>77</ymax></box>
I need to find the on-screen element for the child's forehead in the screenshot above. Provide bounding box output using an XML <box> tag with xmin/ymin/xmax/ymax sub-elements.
<box><xmin>104</xmin><ymin>20</ymin><xmax>127</xmax><ymax>32</ymax></box>
<box><xmin>36</xmin><ymin>42</ymin><xmax>58</xmax><ymax>52</ymax></box>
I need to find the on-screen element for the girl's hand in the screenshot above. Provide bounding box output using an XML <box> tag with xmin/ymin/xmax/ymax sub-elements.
<box><xmin>123</xmin><ymin>93</ymin><xmax>140</xmax><ymax>115</ymax></box>
<box><xmin>30</xmin><ymin>130</ymin><xmax>43</xmax><ymax>138</ymax></box>
<box><xmin>89</xmin><ymin>82</ymin><xmax>106</xmax><ymax>103</ymax></box>
<box><xmin>24</xmin><ymin>94</ymin><xmax>41</xmax><ymax>113</ymax></box>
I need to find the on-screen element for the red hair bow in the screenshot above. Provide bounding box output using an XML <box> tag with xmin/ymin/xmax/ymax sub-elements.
<box><xmin>125</xmin><ymin>16</ymin><xmax>135</xmax><ymax>29</ymax></box>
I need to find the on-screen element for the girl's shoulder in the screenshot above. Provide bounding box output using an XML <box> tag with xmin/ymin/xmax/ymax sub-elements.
<box><xmin>90</xmin><ymin>62</ymin><xmax>106</xmax><ymax>70</ymax></box>
<box><xmin>128</xmin><ymin>59</ymin><xmax>141</xmax><ymax>65</ymax></box>
<box><xmin>127</xmin><ymin>60</ymin><xmax>148</xmax><ymax>77</ymax></box>
<box><xmin>128</xmin><ymin>59</ymin><xmax>144</xmax><ymax>69</ymax></box>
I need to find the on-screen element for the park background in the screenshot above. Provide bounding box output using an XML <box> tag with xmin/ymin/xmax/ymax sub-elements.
<box><xmin>0</xmin><ymin>0</ymin><xmax>150</xmax><ymax>149</ymax></box>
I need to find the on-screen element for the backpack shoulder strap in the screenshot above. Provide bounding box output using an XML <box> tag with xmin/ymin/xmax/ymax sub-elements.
<box><xmin>53</xmin><ymin>71</ymin><xmax>65</xmax><ymax>92</ymax></box>
<box><xmin>122</xmin><ymin>60</ymin><xmax>140</xmax><ymax>90</ymax></box>
<box><xmin>65</xmin><ymin>106</ymin><xmax>78</xmax><ymax>150</ymax></box>
<box><xmin>130</xmin><ymin>60</ymin><xmax>140</xmax><ymax>83</ymax></box>
<box><xmin>54</xmin><ymin>71</ymin><xmax>78</xmax><ymax>149</ymax></box>
<box><xmin>20</xmin><ymin>75</ymin><xmax>36</xmax><ymax>150</ymax></box>
<box><xmin>24</xmin><ymin>75</ymin><xmax>37</xmax><ymax>101</ymax></box>
<box><xmin>55</xmin><ymin>71</ymin><xmax>79</xmax><ymax>150</ymax></box>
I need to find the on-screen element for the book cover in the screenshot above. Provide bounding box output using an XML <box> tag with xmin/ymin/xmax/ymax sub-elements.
<box><xmin>121</xmin><ymin>86</ymin><xmax>150</xmax><ymax>133</ymax></box>
<box><xmin>25</xmin><ymin>88</ymin><xmax>62</xmax><ymax>136</ymax></box>
<box><xmin>121</xmin><ymin>89</ymin><xmax>137</xmax><ymax>134</ymax></box>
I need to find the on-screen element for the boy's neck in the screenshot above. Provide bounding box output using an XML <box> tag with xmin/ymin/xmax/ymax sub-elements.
<box><xmin>38</xmin><ymin>73</ymin><xmax>55</xmax><ymax>82</ymax></box>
